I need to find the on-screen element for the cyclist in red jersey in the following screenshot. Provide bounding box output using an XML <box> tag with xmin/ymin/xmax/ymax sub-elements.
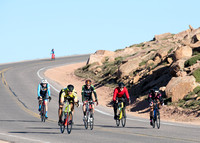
<box><xmin>113</xmin><ymin>82</ymin><xmax>130</xmax><ymax>120</ymax></box>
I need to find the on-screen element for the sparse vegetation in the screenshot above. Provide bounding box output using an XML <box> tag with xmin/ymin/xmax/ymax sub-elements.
<box><xmin>185</xmin><ymin>55</ymin><xmax>200</xmax><ymax>67</ymax></box>
<box><xmin>193</xmin><ymin>68</ymin><xmax>200</xmax><ymax>82</ymax></box>
<box><xmin>168</xmin><ymin>48</ymin><xmax>173</xmax><ymax>54</ymax></box>
<box><xmin>139</xmin><ymin>60</ymin><xmax>147</xmax><ymax>66</ymax></box>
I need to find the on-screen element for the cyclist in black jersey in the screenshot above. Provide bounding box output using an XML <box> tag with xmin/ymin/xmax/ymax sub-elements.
<box><xmin>82</xmin><ymin>80</ymin><xmax>98</xmax><ymax>120</ymax></box>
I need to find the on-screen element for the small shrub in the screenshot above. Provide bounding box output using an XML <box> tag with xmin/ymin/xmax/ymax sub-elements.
<box><xmin>193</xmin><ymin>68</ymin><xmax>200</xmax><ymax>82</ymax></box>
<box><xmin>115</xmin><ymin>49</ymin><xmax>124</xmax><ymax>52</ymax></box>
<box><xmin>193</xmin><ymin>86</ymin><xmax>200</xmax><ymax>94</ymax></box>
<box><xmin>135</xmin><ymin>42</ymin><xmax>144</xmax><ymax>47</ymax></box>
<box><xmin>185</xmin><ymin>55</ymin><xmax>200</xmax><ymax>67</ymax></box>
<box><xmin>168</xmin><ymin>48</ymin><xmax>173</xmax><ymax>54</ymax></box>
<box><xmin>139</xmin><ymin>60</ymin><xmax>146</xmax><ymax>66</ymax></box>
<box><xmin>82</xmin><ymin>64</ymin><xmax>90</xmax><ymax>71</ymax></box>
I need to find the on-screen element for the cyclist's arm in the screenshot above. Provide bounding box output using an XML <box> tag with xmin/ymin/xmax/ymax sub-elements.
<box><xmin>81</xmin><ymin>86</ymin><xmax>85</xmax><ymax>102</ymax></box>
<box><xmin>113</xmin><ymin>88</ymin><xmax>118</xmax><ymax>102</ymax></box>
<box><xmin>148</xmin><ymin>94</ymin><xmax>153</xmax><ymax>103</ymax></box>
<box><xmin>37</xmin><ymin>84</ymin><xmax>41</xmax><ymax>97</ymax></box>
<box><xmin>60</xmin><ymin>90</ymin><xmax>65</xmax><ymax>103</ymax></box>
<box><xmin>73</xmin><ymin>90</ymin><xmax>78</xmax><ymax>102</ymax></box>
<box><xmin>124</xmin><ymin>87</ymin><xmax>130</xmax><ymax>101</ymax></box>
<box><xmin>47</xmin><ymin>83</ymin><xmax>51</xmax><ymax>97</ymax></box>
<box><xmin>91</xmin><ymin>85</ymin><xmax>98</xmax><ymax>101</ymax></box>
<box><xmin>158</xmin><ymin>93</ymin><xmax>163</xmax><ymax>104</ymax></box>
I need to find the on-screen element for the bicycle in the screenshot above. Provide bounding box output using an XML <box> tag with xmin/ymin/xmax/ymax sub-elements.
<box><xmin>40</xmin><ymin>97</ymin><xmax>50</xmax><ymax>122</ymax></box>
<box><xmin>60</xmin><ymin>101</ymin><xmax>73</xmax><ymax>134</ymax></box>
<box><xmin>83</xmin><ymin>100</ymin><xmax>95</xmax><ymax>130</ymax></box>
<box><xmin>116</xmin><ymin>100</ymin><xmax>126</xmax><ymax>127</ymax></box>
<box><xmin>151</xmin><ymin>100</ymin><xmax>160</xmax><ymax>129</ymax></box>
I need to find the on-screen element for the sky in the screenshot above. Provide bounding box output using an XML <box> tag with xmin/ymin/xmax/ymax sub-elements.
<box><xmin>0</xmin><ymin>0</ymin><xmax>200</xmax><ymax>64</ymax></box>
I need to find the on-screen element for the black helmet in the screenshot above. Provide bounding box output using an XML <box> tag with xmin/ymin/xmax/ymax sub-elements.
<box><xmin>118</xmin><ymin>82</ymin><xmax>125</xmax><ymax>88</ymax></box>
<box><xmin>67</xmin><ymin>84</ymin><xmax>74</xmax><ymax>92</ymax></box>
<box><xmin>153</xmin><ymin>87</ymin><xmax>159</xmax><ymax>93</ymax></box>
<box><xmin>85</xmin><ymin>79</ymin><xmax>91</xmax><ymax>86</ymax></box>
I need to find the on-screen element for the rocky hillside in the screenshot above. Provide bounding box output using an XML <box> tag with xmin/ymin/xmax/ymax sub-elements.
<box><xmin>75</xmin><ymin>25</ymin><xmax>200</xmax><ymax>110</ymax></box>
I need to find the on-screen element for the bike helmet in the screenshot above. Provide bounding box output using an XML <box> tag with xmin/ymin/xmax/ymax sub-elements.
<box><xmin>41</xmin><ymin>79</ymin><xmax>48</xmax><ymax>84</ymax></box>
<box><xmin>67</xmin><ymin>84</ymin><xmax>74</xmax><ymax>92</ymax></box>
<box><xmin>118</xmin><ymin>82</ymin><xmax>125</xmax><ymax>88</ymax></box>
<box><xmin>85</xmin><ymin>79</ymin><xmax>91</xmax><ymax>86</ymax></box>
<box><xmin>153</xmin><ymin>87</ymin><xmax>159</xmax><ymax>93</ymax></box>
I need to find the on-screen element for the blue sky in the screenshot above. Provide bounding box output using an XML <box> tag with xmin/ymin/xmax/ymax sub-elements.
<box><xmin>0</xmin><ymin>0</ymin><xmax>199</xmax><ymax>63</ymax></box>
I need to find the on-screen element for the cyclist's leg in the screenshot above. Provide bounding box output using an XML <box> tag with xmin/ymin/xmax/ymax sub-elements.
<box><xmin>70</xmin><ymin>100</ymin><xmax>74</xmax><ymax>121</ymax></box>
<box><xmin>38</xmin><ymin>96</ymin><xmax>42</xmax><ymax>111</ymax></box>
<box><xmin>58</xmin><ymin>93</ymin><xmax>64</xmax><ymax>123</ymax></box>
<box><xmin>82</xmin><ymin>101</ymin><xmax>86</xmax><ymax>116</ymax></box>
<box><xmin>150</xmin><ymin>104</ymin><xmax>153</xmax><ymax>124</ymax></box>
<box><xmin>113</xmin><ymin>102</ymin><xmax>117</xmax><ymax>119</ymax></box>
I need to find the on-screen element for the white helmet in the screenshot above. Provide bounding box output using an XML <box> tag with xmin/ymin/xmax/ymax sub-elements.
<box><xmin>41</xmin><ymin>79</ymin><xmax>48</xmax><ymax>84</ymax></box>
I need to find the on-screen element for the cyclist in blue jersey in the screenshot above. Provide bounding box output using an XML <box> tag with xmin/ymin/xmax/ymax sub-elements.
<box><xmin>37</xmin><ymin>79</ymin><xmax>51</xmax><ymax>118</ymax></box>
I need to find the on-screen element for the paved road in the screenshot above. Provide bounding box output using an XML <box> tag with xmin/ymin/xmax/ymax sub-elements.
<box><xmin>0</xmin><ymin>55</ymin><xmax>200</xmax><ymax>143</ymax></box>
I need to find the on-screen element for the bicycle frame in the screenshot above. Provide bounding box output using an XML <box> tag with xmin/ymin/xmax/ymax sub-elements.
<box><xmin>117</xmin><ymin>101</ymin><xmax>124</xmax><ymax>120</ymax></box>
<box><xmin>64</xmin><ymin>101</ymin><xmax>71</xmax><ymax>126</ymax></box>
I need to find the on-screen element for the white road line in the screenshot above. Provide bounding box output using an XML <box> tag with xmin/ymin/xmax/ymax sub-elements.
<box><xmin>0</xmin><ymin>133</ymin><xmax>50</xmax><ymax>143</ymax></box>
<box><xmin>37</xmin><ymin>66</ymin><xmax>200</xmax><ymax>129</ymax></box>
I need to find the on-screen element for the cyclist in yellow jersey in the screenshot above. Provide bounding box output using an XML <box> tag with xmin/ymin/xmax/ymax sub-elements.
<box><xmin>58</xmin><ymin>84</ymin><xmax>79</xmax><ymax>125</ymax></box>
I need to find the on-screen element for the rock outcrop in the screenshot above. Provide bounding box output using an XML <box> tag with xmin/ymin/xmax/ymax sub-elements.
<box><xmin>174</xmin><ymin>46</ymin><xmax>192</xmax><ymax>60</ymax></box>
<box><xmin>165</xmin><ymin>76</ymin><xmax>197</xmax><ymax>102</ymax></box>
<box><xmin>87</xmin><ymin>50</ymin><xmax>115</xmax><ymax>65</ymax></box>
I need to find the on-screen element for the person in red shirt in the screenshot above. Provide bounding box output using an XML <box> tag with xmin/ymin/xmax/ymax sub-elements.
<box><xmin>113</xmin><ymin>82</ymin><xmax>130</xmax><ymax>120</ymax></box>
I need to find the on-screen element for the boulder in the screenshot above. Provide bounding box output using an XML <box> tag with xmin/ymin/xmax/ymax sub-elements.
<box><xmin>170</xmin><ymin>59</ymin><xmax>186</xmax><ymax>77</ymax></box>
<box><xmin>173</xmin><ymin>29</ymin><xmax>191</xmax><ymax>41</ymax></box>
<box><xmin>174</xmin><ymin>46</ymin><xmax>192</xmax><ymax>60</ymax></box>
<box><xmin>154</xmin><ymin>33</ymin><xmax>172</xmax><ymax>41</ymax></box>
<box><xmin>156</xmin><ymin>48</ymin><xmax>169</xmax><ymax>59</ymax></box>
<box><xmin>190</xmin><ymin>41</ymin><xmax>200</xmax><ymax>49</ymax></box>
<box><xmin>167</xmin><ymin>57</ymin><xmax>173</xmax><ymax>64</ymax></box>
<box><xmin>87</xmin><ymin>50</ymin><xmax>115</xmax><ymax>65</ymax></box>
<box><xmin>118</xmin><ymin>59</ymin><xmax>141</xmax><ymax>78</ymax></box>
<box><xmin>165</xmin><ymin>76</ymin><xmax>197</xmax><ymax>102</ymax></box>
<box><xmin>154</xmin><ymin>56</ymin><xmax>161</xmax><ymax>64</ymax></box>
<box><xmin>133</xmin><ymin>75</ymin><xmax>141</xmax><ymax>84</ymax></box>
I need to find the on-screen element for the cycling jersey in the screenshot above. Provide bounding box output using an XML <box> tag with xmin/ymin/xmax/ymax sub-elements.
<box><xmin>38</xmin><ymin>83</ymin><xmax>50</xmax><ymax>99</ymax></box>
<box><xmin>113</xmin><ymin>87</ymin><xmax>130</xmax><ymax>102</ymax></box>
<box><xmin>81</xmin><ymin>85</ymin><xmax>97</xmax><ymax>102</ymax></box>
<box><xmin>148</xmin><ymin>91</ymin><xmax>163</xmax><ymax>104</ymax></box>
<box><xmin>59</xmin><ymin>88</ymin><xmax>78</xmax><ymax>103</ymax></box>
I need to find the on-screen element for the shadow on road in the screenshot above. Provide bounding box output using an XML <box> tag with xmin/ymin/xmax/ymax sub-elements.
<box><xmin>0</xmin><ymin>120</ymin><xmax>40</xmax><ymax>123</ymax></box>
<box><xmin>9</xmin><ymin>131</ymin><xmax>60</xmax><ymax>134</ymax></box>
<box><xmin>95</xmin><ymin>124</ymin><xmax>149</xmax><ymax>129</ymax></box>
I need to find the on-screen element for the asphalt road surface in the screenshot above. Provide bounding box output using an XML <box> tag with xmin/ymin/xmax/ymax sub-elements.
<box><xmin>0</xmin><ymin>55</ymin><xmax>200</xmax><ymax>143</ymax></box>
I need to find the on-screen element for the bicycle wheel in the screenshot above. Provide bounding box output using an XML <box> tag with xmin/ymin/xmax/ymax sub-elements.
<box><xmin>67</xmin><ymin>112</ymin><xmax>73</xmax><ymax>134</ymax></box>
<box><xmin>41</xmin><ymin>105</ymin><xmax>45</xmax><ymax>122</ymax></box>
<box><xmin>121</xmin><ymin>110</ymin><xmax>126</xmax><ymax>127</ymax></box>
<box><xmin>84</xmin><ymin>112</ymin><xmax>89</xmax><ymax>129</ymax></box>
<box><xmin>90</xmin><ymin>112</ymin><xmax>94</xmax><ymax>130</ymax></box>
<box><xmin>156</xmin><ymin>110</ymin><xmax>160</xmax><ymax>129</ymax></box>
<box><xmin>60</xmin><ymin>112</ymin><xmax>65</xmax><ymax>133</ymax></box>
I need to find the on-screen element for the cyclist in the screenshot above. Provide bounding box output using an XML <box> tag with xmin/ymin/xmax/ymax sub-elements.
<box><xmin>37</xmin><ymin>79</ymin><xmax>51</xmax><ymax>119</ymax></box>
<box><xmin>51</xmin><ymin>49</ymin><xmax>55</xmax><ymax>60</ymax></box>
<box><xmin>51</xmin><ymin>48</ymin><xmax>54</xmax><ymax>54</ymax></box>
<box><xmin>113</xmin><ymin>82</ymin><xmax>130</xmax><ymax>120</ymax></box>
<box><xmin>58</xmin><ymin>84</ymin><xmax>79</xmax><ymax>125</ymax></box>
<box><xmin>82</xmin><ymin>79</ymin><xmax>98</xmax><ymax>120</ymax></box>
<box><xmin>148</xmin><ymin>87</ymin><xmax>164</xmax><ymax>125</ymax></box>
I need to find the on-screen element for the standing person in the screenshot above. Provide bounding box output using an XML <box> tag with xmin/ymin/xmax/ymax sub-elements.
<box><xmin>37</xmin><ymin>79</ymin><xmax>51</xmax><ymax>119</ymax></box>
<box><xmin>51</xmin><ymin>49</ymin><xmax>55</xmax><ymax>60</ymax></box>
<box><xmin>148</xmin><ymin>88</ymin><xmax>163</xmax><ymax>125</ymax></box>
<box><xmin>58</xmin><ymin>84</ymin><xmax>79</xmax><ymax>125</ymax></box>
<box><xmin>81</xmin><ymin>79</ymin><xmax>98</xmax><ymax>120</ymax></box>
<box><xmin>113</xmin><ymin>82</ymin><xmax>130</xmax><ymax>120</ymax></box>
